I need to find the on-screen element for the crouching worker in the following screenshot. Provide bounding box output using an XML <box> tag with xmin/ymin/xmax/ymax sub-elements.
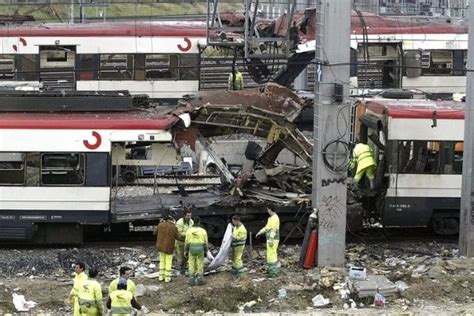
<box><xmin>185</xmin><ymin>216</ymin><xmax>208</xmax><ymax>286</ymax></box>
<box><xmin>350</xmin><ymin>142</ymin><xmax>376</xmax><ymax>190</ymax></box>
<box><xmin>107</xmin><ymin>278</ymin><xmax>148</xmax><ymax>315</ymax></box>
<box><xmin>78</xmin><ymin>268</ymin><xmax>103</xmax><ymax>316</ymax></box>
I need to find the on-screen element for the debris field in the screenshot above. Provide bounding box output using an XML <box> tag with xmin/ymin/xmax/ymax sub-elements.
<box><xmin>0</xmin><ymin>240</ymin><xmax>472</xmax><ymax>314</ymax></box>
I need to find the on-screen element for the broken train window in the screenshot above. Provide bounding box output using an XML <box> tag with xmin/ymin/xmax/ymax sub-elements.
<box><xmin>41</xmin><ymin>153</ymin><xmax>85</xmax><ymax>186</ymax></box>
<box><xmin>0</xmin><ymin>152</ymin><xmax>25</xmax><ymax>185</ymax></box>
<box><xmin>390</xmin><ymin>140</ymin><xmax>462</xmax><ymax>174</ymax></box>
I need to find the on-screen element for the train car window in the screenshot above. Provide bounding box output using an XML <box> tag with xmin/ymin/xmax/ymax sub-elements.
<box><xmin>85</xmin><ymin>153</ymin><xmax>109</xmax><ymax>187</ymax></box>
<box><xmin>0</xmin><ymin>55</ymin><xmax>14</xmax><ymax>80</ymax></box>
<box><xmin>100</xmin><ymin>54</ymin><xmax>133</xmax><ymax>80</ymax></box>
<box><xmin>393</xmin><ymin>140</ymin><xmax>461</xmax><ymax>174</ymax></box>
<box><xmin>452</xmin><ymin>50</ymin><xmax>467</xmax><ymax>76</ymax></box>
<box><xmin>126</xmin><ymin>145</ymin><xmax>150</xmax><ymax>160</ymax></box>
<box><xmin>145</xmin><ymin>54</ymin><xmax>178</xmax><ymax>79</ymax></box>
<box><xmin>41</xmin><ymin>153</ymin><xmax>85</xmax><ymax>186</ymax></box>
<box><xmin>45</xmin><ymin>51</ymin><xmax>68</xmax><ymax>63</ymax></box>
<box><xmin>454</xmin><ymin>142</ymin><xmax>463</xmax><ymax>174</ymax></box>
<box><xmin>0</xmin><ymin>153</ymin><xmax>25</xmax><ymax>185</ymax></box>
<box><xmin>421</xmin><ymin>50</ymin><xmax>453</xmax><ymax>76</ymax></box>
<box><xmin>16</xmin><ymin>55</ymin><xmax>38</xmax><ymax>81</ymax></box>
<box><xmin>134</xmin><ymin>54</ymin><xmax>145</xmax><ymax>80</ymax></box>
<box><xmin>179</xmin><ymin>54</ymin><xmax>199</xmax><ymax>80</ymax></box>
<box><xmin>77</xmin><ymin>54</ymin><xmax>99</xmax><ymax>80</ymax></box>
<box><xmin>26</xmin><ymin>153</ymin><xmax>40</xmax><ymax>186</ymax></box>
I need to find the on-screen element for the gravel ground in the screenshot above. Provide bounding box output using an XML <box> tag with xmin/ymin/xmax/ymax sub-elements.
<box><xmin>0</xmin><ymin>240</ymin><xmax>471</xmax><ymax>314</ymax></box>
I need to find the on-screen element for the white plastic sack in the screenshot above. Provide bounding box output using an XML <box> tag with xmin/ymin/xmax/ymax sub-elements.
<box><xmin>12</xmin><ymin>293</ymin><xmax>37</xmax><ymax>312</ymax></box>
<box><xmin>312</xmin><ymin>294</ymin><xmax>330</xmax><ymax>307</ymax></box>
<box><xmin>206</xmin><ymin>223</ymin><xmax>233</xmax><ymax>271</ymax></box>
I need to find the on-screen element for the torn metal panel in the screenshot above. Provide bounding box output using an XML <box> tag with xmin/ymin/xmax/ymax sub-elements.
<box><xmin>188</xmin><ymin>100</ymin><xmax>313</xmax><ymax>166</ymax></box>
<box><xmin>189</xmin><ymin>83</ymin><xmax>309</xmax><ymax>123</ymax></box>
<box><xmin>197</xmin><ymin>134</ymin><xmax>235</xmax><ymax>184</ymax></box>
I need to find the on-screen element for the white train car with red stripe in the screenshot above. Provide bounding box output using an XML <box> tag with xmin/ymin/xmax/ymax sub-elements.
<box><xmin>0</xmin><ymin>110</ymin><xmax>187</xmax><ymax>243</ymax></box>
<box><xmin>357</xmin><ymin>99</ymin><xmax>464</xmax><ymax>234</ymax></box>
<box><xmin>350</xmin><ymin>14</ymin><xmax>468</xmax><ymax>99</ymax></box>
<box><xmin>0</xmin><ymin>22</ymin><xmax>206</xmax><ymax>103</ymax></box>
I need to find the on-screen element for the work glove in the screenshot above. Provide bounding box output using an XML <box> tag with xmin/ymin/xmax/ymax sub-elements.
<box><xmin>141</xmin><ymin>305</ymin><xmax>150</xmax><ymax>314</ymax></box>
<box><xmin>268</xmin><ymin>240</ymin><xmax>274</xmax><ymax>247</ymax></box>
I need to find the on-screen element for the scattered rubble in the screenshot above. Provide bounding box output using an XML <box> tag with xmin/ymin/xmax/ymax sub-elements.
<box><xmin>0</xmin><ymin>241</ymin><xmax>472</xmax><ymax>314</ymax></box>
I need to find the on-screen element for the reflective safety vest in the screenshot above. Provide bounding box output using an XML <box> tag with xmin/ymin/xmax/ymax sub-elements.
<box><xmin>185</xmin><ymin>226</ymin><xmax>208</xmax><ymax>255</ymax></box>
<box><xmin>176</xmin><ymin>218</ymin><xmax>194</xmax><ymax>243</ymax></box>
<box><xmin>108</xmin><ymin>278</ymin><xmax>136</xmax><ymax>297</ymax></box>
<box><xmin>351</xmin><ymin>143</ymin><xmax>376</xmax><ymax>170</ymax></box>
<box><xmin>78</xmin><ymin>278</ymin><xmax>103</xmax><ymax>315</ymax></box>
<box><xmin>70</xmin><ymin>271</ymin><xmax>87</xmax><ymax>297</ymax></box>
<box><xmin>228</xmin><ymin>71</ymin><xmax>244</xmax><ymax>90</ymax></box>
<box><xmin>110</xmin><ymin>290</ymin><xmax>133</xmax><ymax>316</ymax></box>
<box><xmin>258</xmin><ymin>213</ymin><xmax>280</xmax><ymax>241</ymax></box>
<box><xmin>232</xmin><ymin>224</ymin><xmax>247</xmax><ymax>248</ymax></box>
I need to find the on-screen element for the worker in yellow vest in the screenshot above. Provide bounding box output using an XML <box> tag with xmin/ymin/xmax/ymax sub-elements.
<box><xmin>185</xmin><ymin>216</ymin><xmax>208</xmax><ymax>286</ymax></box>
<box><xmin>106</xmin><ymin>278</ymin><xmax>144</xmax><ymax>316</ymax></box>
<box><xmin>256</xmin><ymin>205</ymin><xmax>280</xmax><ymax>277</ymax></box>
<box><xmin>175</xmin><ymin>209</ymin><xmax>194</xmax><ymax>273</ymax></box>
<box><xmin>108</xmin><ymin>267</ymin><xmax>136</xmax><ymax>297</ymax></box>
<box><xmin>350</xmin><ymin>143</ymin><xmax>377</xmax><ymax>190</ymax></box>
<box><xmin>231</xmin><ymin>215</ymin><xmax>247</xmax><ymax>274</ymax></box>
<box><xmin>77</xmin><ymin>268</ymin><xmax>103</xmax><ymax>316</ymax></box>
<box><xmin>69</xmin><ymin>262</ymin><xmax>87</xmax><ymax>316</ymax></box>
<box><xmin>228</xmin><ymin>70</ymin><xmax>244</xmax><ymax>90</ymax></box>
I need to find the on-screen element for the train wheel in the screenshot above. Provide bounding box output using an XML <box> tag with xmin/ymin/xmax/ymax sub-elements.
<box><xmin>431</xmin><ymin>212</ymin><xmax>459</xmax><ymax>235</ymax></box>
<box><xmin>121</xmin><ymin>169</ymin><xmax>137</xmax><ymax>185</ymax></box>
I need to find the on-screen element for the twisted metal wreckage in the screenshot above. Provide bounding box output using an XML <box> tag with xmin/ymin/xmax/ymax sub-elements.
<box><xmin>113</xmin><ymin>83</ymin><xmax>315</xmax><ymax>223</ymax></box>
<box><xmin>181</xmin><ymin>83</ymin><xmax>313</xmax><ymax>205</ymax></box>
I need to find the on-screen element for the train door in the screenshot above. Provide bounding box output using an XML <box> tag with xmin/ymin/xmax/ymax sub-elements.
<box><xmin>39</xmin><ymin>45</ymin><xmax>76</xmax><ymax>91</ymax></box>
<box><xmin>356</xmin><ymin>42</ymin><xmax>402</xmax><ymax>89</ymax></box>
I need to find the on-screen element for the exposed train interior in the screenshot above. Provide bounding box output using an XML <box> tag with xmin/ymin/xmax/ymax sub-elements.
<box><xmin>355</xmin><ymin>100</ymin><xmax>464</xmax><ymax>235</ymax></box>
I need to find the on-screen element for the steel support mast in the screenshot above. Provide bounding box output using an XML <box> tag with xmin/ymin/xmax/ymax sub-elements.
<box><xmin>459</xmin><ymin>2</ymin><xmax>474</xmax><ymax>257</ymax></box>
<box><xmin>313</xmin><ymin>0</ymin><xmax>351</xmax><ymax>266</ymax></box>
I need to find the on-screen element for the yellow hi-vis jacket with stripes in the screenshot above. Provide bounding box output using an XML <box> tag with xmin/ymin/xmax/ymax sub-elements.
<box><xmin>350</xmin><ymin>143</ymin><xmax>376</xmax><ymax>171</ymax></box>
<box><xmin>258</xmin><ymin>213</ymin><xmax>280</xmax><ymax>240</ymax></box>
<box><xmin>108</xmin><ymin>278</ymin><xmax>136</xmax><ymax>297</ymax></box>
<box><xmin>78</xmin><ymin>277</ymin><xmax>103</xmax><ymax>316</ymax></box>
<box><xmin>228</xmin><ymin>71</ymin><xmax>244</xmax><ymax>90</ymax></box>
<box><xmin>185</xmin><ymin>226</ymin><xmax>208</xmax><ymax>255</ymax></box>
<box><xmin>176</xmin><ymin>218</ymin><xmax>194</xmax><ymax>244</ymax></box>
<box><xmin>110</xmin><ymin>289</ymin><xmax>133</xmax><ymax>316</ymax></box>
<box><xmin>232</xmin><ymin>224</ymin><xmax>247</xmax><ymax>248</ymax></box>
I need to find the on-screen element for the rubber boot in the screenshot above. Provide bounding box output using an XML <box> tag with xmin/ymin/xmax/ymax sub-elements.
<box><xmin>196</xmin><ymin>275</ymin><xmax>205</xmax><ymax>285</ymax></box>
<box><xmin>369</xmin><ymin>178</ymin><xmax>375</xmax><ymax>190</ymax></box>
<box><xmin>267</xmin><ymin>264</ymin><xmax>277</xmax><ymax>278</ymax></box>
<box><xmin>188</xmin><ymin>276</ymin><xmax>195</xmax><ymax>286</ymax></box>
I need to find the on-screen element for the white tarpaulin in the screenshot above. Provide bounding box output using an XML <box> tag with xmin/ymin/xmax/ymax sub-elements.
<box><xmin>12</xmin><ymin>293</ymin><xmax>37</xmax><ymax>312</ymax></box>
<box><xmin>206</xmin><ymin>223</ymin><xmax>233</xmax><ymax>271</ymax></box>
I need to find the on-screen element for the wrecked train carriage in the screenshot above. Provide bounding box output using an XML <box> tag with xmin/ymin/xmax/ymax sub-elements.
<box><xmin>0</xmin><ymin>85</ymin><xmax>313</xmax><ymax>243</ymax></box>
<box><xmin>354</xmin><ymin>99</ymin><xmax>464</xmax><ymax>235</ymax></box>
<box><xmin>0</xmin><ymin>105</ymin><xmax>192</xmax><ymax>244</ymax></box>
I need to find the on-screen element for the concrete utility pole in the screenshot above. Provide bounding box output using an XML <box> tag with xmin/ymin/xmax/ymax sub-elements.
<box><xmin>459</xmin><ymin>1</ymin><xmax>474</xmax><ymax>257</ymax></box>
<box><xmin>313</xmin><ymin>0</ymin><xmax>351</xmax><ymax>266</ymax></box>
